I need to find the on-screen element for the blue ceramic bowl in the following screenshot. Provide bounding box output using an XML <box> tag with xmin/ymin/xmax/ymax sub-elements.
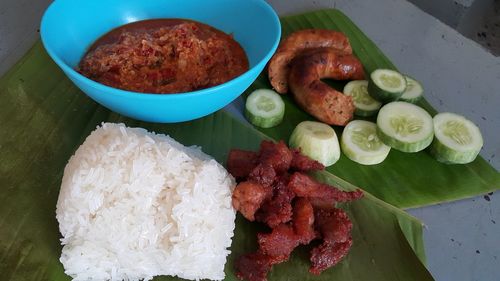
<box><xmin>40</xmin><ymin>0</ymin><xmax>280</xmax><ymax>122</ymax></box>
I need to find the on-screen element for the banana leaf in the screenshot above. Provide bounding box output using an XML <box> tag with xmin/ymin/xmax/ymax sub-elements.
<box><xmin>0</xmin><ymin>42</ymin><xmax>434</xmax><ymax>280</ymax></box>
<box><xmin>244</xmin><ymin>9</ymin><xmax>500</xmax><ymax>209</ymax></box>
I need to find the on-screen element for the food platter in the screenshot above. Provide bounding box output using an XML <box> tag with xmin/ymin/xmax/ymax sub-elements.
<box><xmin>0</xmin><ymin>90</ymin><xmax>433</xmax><ymax>281</ymax></box>
<box><xmin>245</xmin><ymin>9</ymin><xmax>499</xmax><ymax>209</ymax></box>
<box><xmin>1</xmin><ymin>7</ymin><xmax>497</xmax><ymax>281</ymax></box>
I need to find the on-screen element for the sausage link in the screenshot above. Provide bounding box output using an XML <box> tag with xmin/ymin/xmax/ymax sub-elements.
<box><xmin>268</xmin><ymin>29</ymin><xmax>352</xmax><ymax>94</ymax></box>
<box><xmin>288</xmin><ymin>49</ymin><xmax>365</xmax><ymax>126</ymax></box>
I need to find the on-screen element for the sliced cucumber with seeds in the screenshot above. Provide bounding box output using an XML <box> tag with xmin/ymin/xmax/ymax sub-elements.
<box><xmin>341</xmin><ymin>120</ymin><xmax>391</xmax><ymax>165</ymax></box>
<box><xmin>245</xmin><ymin>89</ymin><xmax>285</xmax><ymax>128</ymax></box>
<box><xmin>368</xmin><ymin>69</ymin><xmax>407</xmax><ymax>102</ymax></box>
<box><xmin>343</xmin><ymin>80</ymin><xmax>382</xmax><ymax>117</ymax></box>
<box><xmin>430</xmin><ymin>112</ymin><xmax>483</xmax><ymax>164</ymax></box>
<box><xmin>399</xmin><ymin>75</ymin><xmax>424</xmax><ymax>104</ymax></box>
<box><xmin>289</xmin><ymin>121</ymin><xmax>340</xmax><ymax>166</ymax></box>
<box><xmin>376</xmin><ymin>101</ymin><xmax>434</xmax><ymax>152</ymax></box>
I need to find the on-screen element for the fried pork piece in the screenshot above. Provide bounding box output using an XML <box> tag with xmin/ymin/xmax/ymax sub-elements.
<box><xmin>258</xmin><ymin>224</ymin><xmax>299</xmax><ymax>258</ymax></box>
<box><xmin>231</xmin><ymin>140</ymin><xmax>361</xmax><ymax>281</ymax></box>
<box><xmin>314</xmin><ymin>207</ymin><xmax>352</xmax><ymax>243</ymax></box>
<box><xmin>292</xmin><ymin>198</ymin><xmax>316</xmax><ymax>244</ymax></box>
<box><xmin>232</xmin><ymin>181</ymin><xmax>272</xmax><ymax>221</ymax></box>
<box><xmin>248</xmin><ymin>163</ymin><xmax>276</xmax><ymax>187</ymax></box>
<box><xmin>307</xmin><ymin>197</ymin><xmax>335</xmax><ymax>209</ymax></box>
<box><xmin>290</xmin><ymin>148</ymin><xmax>325</xmax><ymax>171</ymax></box>
<box><xmin>288</xmin><ymin>172</ymin><xmax>363</xmax><ymax>202</ymax></box>
<box><xmin>309</xmin><ymin>238</ymin><xmax>353</xmax><ymax>275</ymax></box>
<box><xmin>258</xmin><ymin>140</ymin><xmax>293</xmax><ymax>173</ymax></box>
<box><xmin>235</xmin><ymin>250</ymin><xmax>291</xmax><ymax>281</ymax></box>
<box><xmin>227</xmin><ymin>149</ymin><xmax>259</xmax><ymax>179</ymax></box>
<box><xmin>255</xmin><ymin>176</ymin><xmax>295</xmax><ymax>227</ymax></box>
<box><xmin>235</xmin><ymin>252</ymin><xmax>273</xmax><ymax>281</ymax></box>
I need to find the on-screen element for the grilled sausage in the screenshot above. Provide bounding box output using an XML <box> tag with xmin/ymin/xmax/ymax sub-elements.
<box><xmin>288</xmin><ymin>49</ymin><xmax>365</xmax><ymax>126</ymax></box>
<box><xmin>268</xmin><ymin>29</ymin><xmax>353</xmax><ymax>94</ymax></box>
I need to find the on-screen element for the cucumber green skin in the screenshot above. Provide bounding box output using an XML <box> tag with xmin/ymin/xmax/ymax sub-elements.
<box><xmin>429</xmin><ymin>137</ymin><xmax>480</xmax><ymax>164</ymax></box>
<box><xmin>398</xmin><ymin>76</ymin><xmax>423</xmax><ymax>104</ymax></box>
<box><xmin>376</xmin><ymin>127</ymin><xmax>434</xmax><ymax>153</ymax></box>
<box><xmin>343</xmin><ymin>80</ymin><xmax>380</xmax><ymax>117</ymax></box>
<box><xmin>354</xmin><ymin>107</ymin><xmax>379</xmax><ymax>117</ymax></box>
<box><xmin>398</xmin><ymin>94</ymin><xmax>423</xmax><ymax>104</ymax></box>
<box><xmin>368</xmin><ymin>76</ymin><xmax>405</xmax><ymax>103</ymax></box>
<box><xmin>244</xmin><ymin>108</ymin><xmax>284</xmax><ymax>128</ymax></box>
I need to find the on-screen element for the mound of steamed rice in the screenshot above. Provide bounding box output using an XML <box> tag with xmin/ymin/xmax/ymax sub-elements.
<box><xmin>56</xmin><ymin>123</ymin><xmax>236</xmax><ymax>281</ymax></box>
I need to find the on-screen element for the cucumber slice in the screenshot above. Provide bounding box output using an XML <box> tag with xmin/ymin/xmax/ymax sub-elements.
<box><xmin>376</xmin><ymin>101</ymin><xmax>434</xmax><ymax>153</ymax></box>
<box><xmin>430</xmin><ymin>112</ymin><xmax>483</xmax><ymax>164</ymax></box>
<box><xmin>399</xmin><ymin>75</ymin><xmax>424</xmax><ymax>104</ymax></box>
<box><xmin>368</xmin><ymin>69</ymin><xmax>407</xmax><ymax>102</ymax></box>
<box><xmin>245</xmin><ymin>89</ymin><xmax>285</xmax><ymax>128</ymax></box>
<box><xmin>343</xmin><ymin>80</ymin><xmax>382</xmax><ymax>117</ymax></box>
<box><xmin>289</xmin><ymin>121</ymin><xmax>340</xmax><ymax>166</ymax></box>
<box><xmin>341</xmin><ymin>120</ymin><xmax>391</xmax><ymax>165</ymax></box>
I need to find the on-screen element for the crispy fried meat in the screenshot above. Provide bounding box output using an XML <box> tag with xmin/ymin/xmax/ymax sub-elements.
<box><xmin>235</xmin><ymin>252</ymin><xmax>273</xmax><ymax>281</ymax></box>
<box><xmin>290</xmin><ymin>148</ymin><xmax>325</xmax><ymax>171</ymax></box>
<box><xmin>315</xmin><ymin>207</ymin><xmax>352</xmax><ymax>243</ymax></box>
<box><xmin>258</xmin><ymin>140</ymin><xmax>293</xmax><ymax>173</ymax></box>
<box><xmin>292</xmin><ymin>198</ymin><xmax>316</xmax><ymax>244</ymax></box>
<box><xmin>288</xmin><ymin>172</ymin><xmax>363</xmax><ymax>202</ymax></box>
<box><xmin>227</xmin><ymin>149</ymin><xmax>259</xmax><ymax>179</ymax></box>
<box><xmin>232</xmin><ymin>181</ymin><xmax>272</xmax><ymax>221</ymax></box>
<box><xmin>255</xmin><ymin>178</ymin><xmax>295</xmax><ymax>227</ymax></box>
<box><xmin>228</xmin><ymin>140</ymin><xmax>361</xmax><ymax>281</ymax></box>
<box><xmin>248</xmin><ymin>163</ymin><xmax>276</xmax><ymax>187</ymax></box>
<box><xmin>309</xmin><ymin>238</ymin><xmax>353</xmax><ymax>275</ymax></box>
<box><xmin>258</xmin><ymin>224</ymin><xmax>299</xmax><ymax>258</ymax></box>
<box><xmin>307</xmin><ymin>197</ymin><xmax>335</xmax><ymax>209</ymax></box>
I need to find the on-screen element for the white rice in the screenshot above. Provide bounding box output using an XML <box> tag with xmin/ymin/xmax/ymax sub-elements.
<box><xmin>56</xmin><ymin>123</ymin><xmax>236</xmax><ymax>281</ymax></box>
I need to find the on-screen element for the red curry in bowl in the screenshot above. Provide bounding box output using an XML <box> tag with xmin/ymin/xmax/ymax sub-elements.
<box><xmin>78</xmin><ymin>19</ymin><xmax>249</xmax><ymax>94</ymax></box>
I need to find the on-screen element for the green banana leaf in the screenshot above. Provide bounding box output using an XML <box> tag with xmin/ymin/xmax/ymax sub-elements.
<box><xmin>0</xmin><ymin>42</ymin><xmax>434</xmax><ymax>280</ymax></box>
<box><xmin>245</xmin><ymin>9</ymin><xmax>500</xmax><ymax>209</ymax></box>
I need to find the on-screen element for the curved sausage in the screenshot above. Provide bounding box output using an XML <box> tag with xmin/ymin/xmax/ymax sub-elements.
<box><xmin>268</xmin><ymin>29</ymin><xmax>353</xmax><ymax>94</ymax></box>
<box><xmin>288</xmin><ymin>49</ymin><xmax>365</xmax><ymax>126</ymax></box>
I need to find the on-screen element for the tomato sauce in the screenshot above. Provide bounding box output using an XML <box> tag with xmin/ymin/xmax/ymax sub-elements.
<box><xmin>78</xmin><ymin>19</ymin><xmax>249</xmax><ymax>94</ymax></box>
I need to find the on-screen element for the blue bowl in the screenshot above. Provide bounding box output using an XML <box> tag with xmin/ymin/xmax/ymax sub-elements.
<box><xmin>40</xmin><ymin>0</ymin><xmax>280</xmax><ymax>123</ymax></box>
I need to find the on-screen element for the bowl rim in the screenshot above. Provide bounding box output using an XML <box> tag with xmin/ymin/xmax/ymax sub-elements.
<box><xmin>40</xmin><ymin>0</ymin><xmax>281</xmax><ymax>100</ymax></box>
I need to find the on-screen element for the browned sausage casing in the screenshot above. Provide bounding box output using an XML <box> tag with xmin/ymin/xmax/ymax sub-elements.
<box><xmin>288</xmin><ymin>49</ymin><xmax>365</xmax><ymax>126</ymax></box>
<box><xmin>268</xmin><ymin>29</ymin><xmax>353</xmax><ymax>94</ymax></box>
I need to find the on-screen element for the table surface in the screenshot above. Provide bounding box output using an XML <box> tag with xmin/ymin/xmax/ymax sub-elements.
<box><xmin>1</xmin><ymin>0</ymin><xmax>499</xmax><ymax>280</ymax></box>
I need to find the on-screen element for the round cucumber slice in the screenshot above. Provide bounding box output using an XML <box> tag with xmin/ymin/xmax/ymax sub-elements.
<box><xmin>289</xmin><ymin>121</ymin><xmax>340</xmax><ymax>166</ymax></box>
<box><xmin>376</xmin><ymin>101</ymin><xmax>433</xmax><ymax>153</ymax></box>
<box><xmin>368</xmin><ymin>69</ymin><xmax>407</xmax><ymax>102</ymax></box>
<box><xmin>399</xmin><ymin>75</ymin><xmax>424</xmax><ymax>104</ymax></box>
<box><xmin>341</xmin><ymin>120</ymin><xmax>391</xmax><ymax>165</ymax></box>
<box><xmin>430</xmin><ymin>112</ymin><xmax>483</xmax><ymax>164</ymax></box>
<box><xmin>343</xmin><ymin>80</ymin><xmax>382</xmax><ymax>117</ymax></box>
<box><xmin>245</xmin><ymin>89</ymin><xmax>285</xmax><ymax>128</ymax></box>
